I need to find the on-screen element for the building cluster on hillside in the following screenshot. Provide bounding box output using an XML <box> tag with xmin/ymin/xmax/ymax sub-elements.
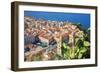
<box><xmin>24</xmin><ymin>16</ymin><xmax>84</xmax><ymax>61</ymax></box>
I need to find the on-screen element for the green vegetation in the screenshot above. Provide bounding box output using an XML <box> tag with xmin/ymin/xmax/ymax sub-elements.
<box><xmin>54</xmin><ymin>24</ymin><xmax>90</xmax><ymax>60</ymax></box>
<box><xmin>61</xmin><ymin>26</ymin><xmax>90</xmax><ymax>59</ymax></box>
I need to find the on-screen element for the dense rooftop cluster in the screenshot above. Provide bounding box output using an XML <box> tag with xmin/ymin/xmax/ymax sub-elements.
<box><xmin>24</xmin><ymin>16</ymin><xmax>89</xmax><ymax>61</ymax></box>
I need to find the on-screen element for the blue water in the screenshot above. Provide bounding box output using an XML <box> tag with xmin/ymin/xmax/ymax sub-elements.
<box><xmin>24</xmin><ymin>11</ymin><xmax>90</xmax><ymax>29</ymax></box>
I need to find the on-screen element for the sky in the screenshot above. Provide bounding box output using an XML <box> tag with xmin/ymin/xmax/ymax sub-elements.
<box><xmin>24</xmin><ymin>11</ymin><xmax>90</xmax><ymax>29</ymax></box>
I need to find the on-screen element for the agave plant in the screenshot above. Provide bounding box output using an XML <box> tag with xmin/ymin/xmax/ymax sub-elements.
<box><xmin>61</xmin><ymin>25</ymin><xmax>90</xmax><ymax>60</ymax></box>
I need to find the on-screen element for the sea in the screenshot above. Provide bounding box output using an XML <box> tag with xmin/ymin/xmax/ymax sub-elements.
<box><xmin>24</xmin><ymin>11</ymin><xmax>90</xmax><ymax>29</ymax></box>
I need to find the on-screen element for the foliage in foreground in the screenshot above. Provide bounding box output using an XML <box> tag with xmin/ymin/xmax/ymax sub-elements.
<box><xmin>55</xmin><ymin>24</ymin><xmax>90</xmax><ymax>60</ymax></box>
